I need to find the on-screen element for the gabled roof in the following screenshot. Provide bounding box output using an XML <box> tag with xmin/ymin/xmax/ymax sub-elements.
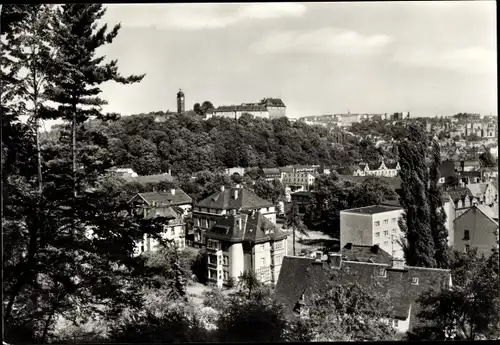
<box><xmin>205</xmin><ymin>210</ymin><xmax>287</xmax><ymax>244</ymax></box>
<box><xmin>446</xmin><ymin>187</ymin><xmax>473</xmax><ymax>203</ymax></box>
<box><xmin>274</xmin><ymin>256</ymin><xmax>451</xmax><ymax>330</ymax></box>
<box><xmin>466</xmin><ymin>183</ymin><xmax>488</xmax><ymax>198</ymax></box>
<box><xmin>385</xmin><ymin>162</ymin><xmax>399</xmax><ymax>169</ymax></box>
<box><xmin>454</xmin><ymin>204</ymin><xmax>499</xmax><ymax>226</ymax></box>
<box><xmin>131</xmin><ymin>189</ymin><xmax>192</xmax><ymax>206</ymax></box>
<box><xmin>195</xmin><ymin>186</ymin><xmax>274</xmax><ymax>210</ymax></box>
<box><xmin>260</xmin><ymin>98</ymin><xmax>286</xmax><ymax>107</ymax></box>
<box><xmin>142</xmin><ymin>205</ymin><xmax>184</xmax><ymax>220</ymax></box>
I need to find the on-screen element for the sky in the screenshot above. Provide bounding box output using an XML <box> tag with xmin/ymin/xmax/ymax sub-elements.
<box><xmin>41</xmin><ymin>2</ymin><xmax>497</xmax><ymax>129</ymax></box>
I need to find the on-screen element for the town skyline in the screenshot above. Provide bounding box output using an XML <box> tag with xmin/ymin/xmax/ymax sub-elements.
<box><xmin>93</xmin><ymin>2</ymin><xmax>497</xmax><ymax>118</ymax></box>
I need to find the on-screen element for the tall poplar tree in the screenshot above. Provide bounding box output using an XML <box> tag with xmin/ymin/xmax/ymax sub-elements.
<box><xmin>428</xmin><ymin>139</ymin><xmax>450</xmax><ymax>268</ymax></box>
<box><xmin>398</xmin><ymin>124</ymin><xmax>436</xmax><ymax>267</ymax></box>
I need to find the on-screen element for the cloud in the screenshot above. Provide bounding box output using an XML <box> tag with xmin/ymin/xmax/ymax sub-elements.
<box><xmin>250</xmin><ymin>28</ymin><xmax>393</xmax><ymax>55</ymax></box>
<box><xmin>104</xmin><ymin>3</ymin><xmax>307</xmax><ymax>31</ymax></box>
<box><xmin>392</xmin><ymin>47</ymin><xmax>496</xmax><ymax>74</ymax></box>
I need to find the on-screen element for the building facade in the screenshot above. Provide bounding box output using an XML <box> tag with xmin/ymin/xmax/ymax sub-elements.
<box><xmin>282</xmin><ymin>171</ymin><xmax>317</xmax><ymax>191</ymax></box>
<box><xmin>353</xmin><ymin>161</ymin><xmax>401</xmax><ymax>177</ymax></box>
<box><xmin>340</xmin><ymin>205</ymin><xmax>405</xmax><ymax>259</ymax></box>
<box><xmin>209</xmin><ymin>98</ymin><xmax>286</xmax><ymax>120</ymax></box>
<box><xmin>453</xmin><ymin>205</ymin><xmax>499</xmax><ymax>256</ymax></box>
<box><xmin>205</xmin><ymin>210</ymin><xmax>288</xmax><ymax>288</ymax></box>
<box><xmin>129</xmin><ymin>189</ymin><xmax>193</xmax><ymax>254</ymax></box>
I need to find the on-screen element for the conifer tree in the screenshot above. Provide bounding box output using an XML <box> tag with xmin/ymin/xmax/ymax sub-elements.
<box><xmin>398</xmin><ymin>124</ymin><xmax>436</xmax><ymax>267</ymax></box>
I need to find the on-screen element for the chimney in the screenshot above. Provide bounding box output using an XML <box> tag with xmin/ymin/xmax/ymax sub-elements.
<box><xmin>170</xmin><ymin>188</ymin><xmax>176</xmax><ymax>195</ymax></box>
<box><xmin>220</xmin><ymin>185</ymin><xmax>225</xmax><ymax>192</ymax></box>
<box><xmin>327</xmin><ymin>253</ymin><xmax>342</xmax><ymax>268</ymax></box>
<box><xmin>370</xmin><ymin>244</ymin><xmax>380</xmax><ymax>254</ymax></box>
<box><xmin>392</xmin><ymin>258</ymin><xmax>405</xmax><ymax>270</ymax></box>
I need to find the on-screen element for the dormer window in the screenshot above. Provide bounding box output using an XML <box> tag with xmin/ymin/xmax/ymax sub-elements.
<box><xmin>379</xmin><ymin>268</ymin><xmax>387</xmax><ymax>277</ymax></box>
<box><xmin>411</xmin><ymin>277</ymin><xmax>419</xmax><ymax>285</ymax></box>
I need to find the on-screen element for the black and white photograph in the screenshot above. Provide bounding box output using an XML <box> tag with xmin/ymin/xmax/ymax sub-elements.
<box><xmin>1</xmin><ymin>1</ymin><xmax>498</xmax><ymax>343</ymax></box>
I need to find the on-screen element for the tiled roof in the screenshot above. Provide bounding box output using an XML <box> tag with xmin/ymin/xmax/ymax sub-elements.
<box><xmin>205</xmin><ymin>210</ymin><xmax>287</xmax><ymax>244</ymax></box>
<box><xmin>385</xmin><ymin>162</ymin><xmax>398</xmax><ymax>169</ymax></box>
<box><xmin>475</xmin><ymin>205</ymin><xmax>499</xmax><ymax>224</ymax></box>
<box><xmin>262</xmin><ymin>168</ymin><xmax>281</xmax><ymax>175</ymax></box>
<box><xmin>446</xmin><ymin>188</ymin><xmax>473</xmax><ymax>203</ymax></box>
<box><xmin>142</xmin><ymin>205</ymin><xmax>184</xmax><ymax>220</ymax></box>
<box><xmin>195</xmin><ymin>186</ymin><xmax>274</xmax><ymax>210</ymax></box>
<box><xmin>260</xmin><ymin>98</ymin><xmax>286</xmax><ymax>107</ymax></box>
<box><xmin>274</xmin><ymin>256</ymin><xmax>451</xmax><ymax>330</ymax></box>
<box><xmin>132</xmin><ymin>189</ymin><xmax>192</xmax><ymax>206</ymax></box>
<box><xmin>341</xmin><ymin>205</ymin><xmax>403</xmax><ymax>215</ymax></box>
<box><xmin>214</xmin><ymin>104</ymin><xmax>267</xmax><ymax>112</ymax></box>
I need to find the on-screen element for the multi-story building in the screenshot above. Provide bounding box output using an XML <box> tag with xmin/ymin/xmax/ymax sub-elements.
<box><xmin>340</xmin><ymin>205</ymin><xmax>405</xmax><ymax>259</ymax></box>
<box><xmin>353</xmin><ymin>161</ymin><xmax>401</xmax><ymax>177</ymax></box>
<box><xmin>189</xmin><ymin>185</ymin><xmax>276</xmax><ymax>247</ymax></box>
<box><xmin>129</xmin><ymin>189</ymin><xmax>193</xmax><ymax>254</ymax></box>
<box><xmin>208</xmin><ymin>98</ymin><xmax>286</xmax><ymax>120</ymax></box>
<box><xmin>205</xmin><ymin>210</ymin><xmax>288</xmax><ymax>288</ymax></box>
<box><xmin>454</xmin><ymin>204</ymin><xmax>499</xmax><ymax>256</ymax></box>
<box><xmin>262</xmin><ymin>168</ymin><xmax>283</xmax><ymax>182</ymax></box>
<box><xmin>274</xmin><ymin>251</ymin><xmax>451</xmax><ymax>335</ymax></box>
<box><xmin>282</xmin><ymin>171</ymin><xmax>317</xmax><ymax>191</ymax></box>
<box><xmin>290</xmin><ymin>191</ymin><xmax>314</xmax><ymax>214</ymax></box>
<box><xmin>447</xmin><ymin>188</ymin><xmax>476</xmax><ymax>218</ymax></box>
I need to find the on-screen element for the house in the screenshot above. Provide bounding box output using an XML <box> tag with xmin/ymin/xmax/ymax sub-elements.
<box><xmin>225</xmin><ymin>167</ymin><xmax>246</xmax><ymax>176</ymax></box>
<box><xmin>129</xmin><ymin>189</ymin><xmax>193</xmax><ymax>253</ymax></box>
<box><xmin>454</xmin><ymin>160</ymin><xmax>481</xmax><ymax>172</ymax></box>
<box><xmin>340</xmin><ymin>205</ymin><xmax>405</xmax><ymax>259</ymax></box>
<box><xmin>274</xmin><ymin>253</ymin><xmax>452</xmax><ymax>335</ymax></box>
<box><xmin>282</xmin><ymin>171</ymin><xmax>317</xmax><ymax>192</ymax></box>
<box><xmin>466</xmin><ymin>182</ymin><xmax>498</xmax><ymax>206</ymax></box>
<box><xmin>290</xmin><ymin>191</ymin><xmax>315</xmax><ymax>214</ymax></box>
<box><xmin>209</xmin><ymin>97</ymin><xmax>286</xmax><ymax>120</ymax></box>
<box><xmin>205</xmin><ymin>210</ymin><xmax>288</xmax><ymax>288</ymax></box>
<box><xmin>262</xmin><ymin>168</ymin><xmax>282</xmax><ymax>182</ymax></box>
<box><xmin>481</xmin><ymin>167</ymin><xmax>498</xmax><ymax>182</ymax></box>
<box><xmin>453</xmin><ymin>205</ymin><xmax>499</xmax><ymax>256</ymax></box>
<box><xmin>458</xmin><ymin>171</ymin><xmax>482</xmax><ymax>185</ymax></box>
<box><xmin>189</xmin><ymin>185</ymin><xmax>276</xmax><ymax>248</ymax></box>
<box><xmin>353</xmin><ymin>161</ymin><xmax>400</xmax><ymax>177</ymax></box>
<box><xmin>447</xmin><ymin>187</ymin><xmax>475</xmax><ymax>218</ymax></box>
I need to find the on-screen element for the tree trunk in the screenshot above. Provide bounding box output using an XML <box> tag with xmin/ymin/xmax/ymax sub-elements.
<box><xmin>293</xmin><ymin>226</ymin><xmax>296</xmax><ymax>256</ymax></box>
<box><xmin>40</xmin><ymin>291</ymin><xmax>61</xmax><ymax>344</ymax></box>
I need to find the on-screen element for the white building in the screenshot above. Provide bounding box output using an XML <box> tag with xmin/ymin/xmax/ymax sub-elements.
<box><xmin>353</xmin><ymin>161</ymin><xmax>400</xmax><ymax>177</ymax></box>
<box><xmin>340</xmin><ymin>205</ymin><xmax>405</xmax><ymax>259</ymax></box>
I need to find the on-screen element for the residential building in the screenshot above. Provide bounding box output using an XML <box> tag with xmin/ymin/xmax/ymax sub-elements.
<box><xmin>454</xmin><ymin>160</ymin><xmax>481</xmax><ymax>172</ymax></box>
<box><xmin>481</xmin><ymin>167</ymin><xmax>498</xmax><ymax>182</ymax></box>
<box><xmin>353</xmin><ymin>161</ymin><xmax>400</xmax><ymax>177</ymax></box>
<box><xmin>189</xmin><ymin>185</ymin><xmax>276</xmax><ymax>247</ymax></box>
<box><xmin>447</xmin><ymin>187</ymin><xmax>475</xmax><ymax>218</ymax></box>
<box><xmin>225</xmin><ymin>167</ymin><xmax>246</xmax><ymax>176</ymax></box>
<box><xmin>274</xmin><ymin>253</ymin><xmax>451</xmax><ymax>334</ymax></box>
<box><xmin>459</xmin><ymin>171</ymin><xmax>482</xmax><ymax>185</ymax></box>
<box><xmin>208</xmin><ymin>98</ymin><xmax>286</xmax><ymax>120</ymax></box>
<box><xmin>124</xmin><ymin>171</ymin><xmax>176</xmax><ymax>185</ymax></box>
<box><xmin>129</xmin><ymin>189</ymin><xmax>193</xmax><ymax>254</ymax></box>
<box><xmin>466</xmin><ymin>182</ymin><xmax>498</xmax><ymax>206</ymax></box>
<box><xmin>282</xmin><ymin>171</ymin><xmax>317</xmax><ymax>191</ymax></box>
<box><xmin>340</xmin><ymin>205</ymin><xmax>405</xmax><ymax>259</ymax></box>
<box><xmin>262</xmin><ymin>168</ymin><xmax>283</xmax><ymax>182</ymax></box>
<box><xmin>453</xmin><ymin>205</ymin><xmax>499</xmax><ymax>256</ymax></box>
<box><xmin>205</xmin><ymin>210</ymin><xmax>288</xmax><ymax>288</ymax></box>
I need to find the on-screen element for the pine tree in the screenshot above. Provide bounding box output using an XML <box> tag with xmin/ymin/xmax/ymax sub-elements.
<box><xmin>398</xmin><ymin>124</ymin><xmax>436</xmax><ymax>267</ymax></box>
<box><xmin>428</xmin><ymin>139</ymin><xmax>450</xmax><ymax>268</ymax></box>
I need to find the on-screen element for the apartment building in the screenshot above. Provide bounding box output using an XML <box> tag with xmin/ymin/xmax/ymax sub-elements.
<box><xmin>282</xmin><ymin>171</ymin><xmax>317</xmax><ymax>191</ymax></box>
<box><xmin>129</xmin><ymin>189</ymin><xmax>192</xmax><ymax>254</ymax></box>
<box><xmin>205</xmin><ymin>210</ymin><xmax>288</xmax><ymax>287</ymax></box>
<box><xmin>340</xmin><ymin>205</ymin><xmax>405</xmax><ymax>259</ymax></box>
<box><xmin>188</xmin><ymin>185</ymin><xmax>276</xmax><ymax>247</ymax></box>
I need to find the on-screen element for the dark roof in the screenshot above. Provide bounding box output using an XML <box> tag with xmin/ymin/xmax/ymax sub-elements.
<box><xmin>274</xmin><ymin>256</ymin><xmax>451</xmax><ymax>330</ymax></box>
<box><xmin>141</xmin><ymin>205</ymin><xmax>184</xmax><ymax>220</ymax></box>
<box><xmin>385</xmin><ymin>162</ymin><xmax>399</xmax><ymax>169</ymax></box>
<box><xmin>205</xmin><ymin>210</ymin><xmax>287</xmax><ymax>244</ymax></box>
<box><xmin>195</xmin><ymin>186</ymin><xmax>274</xmax><ymax>210</ymax></box>
<box><xmin>459</xmin><ymin>171</ymin><xmax>481</xmax><ymax>178</ymax></box>
<box><xmin>340</xmin><ymin>244</ymin><xmax>392</xmax><ymax>264</ymax></box>
<box><xmin>341</xmin><ymin>205</ymin><xmax>403</xmax><ymax>215</ymax></box>
<box><xmin>131</xmin><ymin>189</ymin><xmax>192</xmax><ymax>206</ymax></box>
<box><xmin>262</xmin><ymin>168</ymin><xmax>281</xmax><ymax>175</ymax></box>
<box><xmin>439</xmin><ymin>160</ymin><xmax>456</xmax><ymax>178</ymax></box>
<box><xmin>446</xmin><ymin>187</ymin><xmax>473</xmax><ymax>202</ymax></box>
<box><xmin>260</xmin><ymin>98</ymin><xmax>286</xmax><ymax>107</ymax></box>
<box><xmin>128</xmin><ymin>173</ymin><xmax>175</xmax><ymax>184</ymax></box>
<box><xmin>214</xmin><ymin>104</ymin><xmax>267</xmax><ymax>112</ymax></box>
<box><xmin>291</xmin><ymin>191</ymin><xmax>314</xmax><ymax>198</ymax></box>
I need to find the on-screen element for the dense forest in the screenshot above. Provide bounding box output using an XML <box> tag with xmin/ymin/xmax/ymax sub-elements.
<box><xmin>50</xmin><ymin>113</ymin><xmax>396</xmax><ymax>176</ymax></box>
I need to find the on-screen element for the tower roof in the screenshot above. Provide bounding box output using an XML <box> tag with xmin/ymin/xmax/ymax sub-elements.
<box><xmin>177</xmin><ymin>89</ymin><xmax>184</xmax><ymax>97</ymax></box>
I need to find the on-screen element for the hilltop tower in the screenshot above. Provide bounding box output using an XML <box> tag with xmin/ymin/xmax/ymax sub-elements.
<box><xmin>177</xmin><ymin>89</ymin><xmax>185</xmax><ymax>114</ymax></box>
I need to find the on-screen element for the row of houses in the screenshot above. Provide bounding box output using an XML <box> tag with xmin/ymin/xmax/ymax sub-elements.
<box><xmin>298</xmin><ymin>112</ymin><xmax>411</xmax><ymax>129</ymax></box>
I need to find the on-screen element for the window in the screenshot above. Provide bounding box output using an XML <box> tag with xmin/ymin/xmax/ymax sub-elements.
<box><xmin>374</xmin><ymin>221</ymin><xmax>380</xmax><ymax>226</ymax></box>
<box><xmin>223</xmin><ymin>271</ymin><xmax>229</xmax><ymax>280</ymax></box>
<box><xmin>384</xmin><ymin>230</ymin><xmax>389</xmax><ymax>236</ymax></box>
<box><xmin>392</xmin><ymin>228</ymin><xmax>397</xmax><ymax>233</ymax></box>
<box><xmin>223</xmin><ymin>255</ymin><xmax>229</xmax><ymax>266</ymax></box>
<box><xmin>463</xmin><ymin>230</ymin><xmax>470</xmax><ymax>241</ymax></box>
<box><xmin>208</xmin><ymin>255</ymin><xmax>217</xmax><ymax>265</ymax></box>
<box><xmin>208</xmin><ymin>269</ymin><xmax>217</xmax><ymax>279</ymax></box>
<box><xmin>260</xmin><ymin>244</ymin><xmax>265</xmax><ymax>250</ymax></box>
<box><xmin>375</xmin><ymin>232</ymin><xmax>380</xmax><ymax>237</ymax></box>
<box><xmin>379</xmin><ymin>268</ymin><xmax>387</xmax><ymax>277</ymax></box>
<box><xmin>384</xmin><ymin>241</ymin><xmax>389</xmax><ymax>246</ymax></box>
<box><xmin>260</xmin><ymin>257</ymin><xmax>265</xmax><ymax>267</ymax></box>
<box><xmin>393</xmin><ymin>319</ymin><xmax>399</xmax><ymax>327</ymax></box>
<box><xmin>392</xmin><ymin>217</ymin><xmax>397</xmax><ymax>223</ymax></box>
<box><xmin>274</xmin><ymin>241</ymin><xmax>284</xmax><ymax>250</ymax></box>
<box><xmin>411</xmin><ymin>277</ymin><xmax>419</xmax><ymax>285</ymax></box>
<box><xmin>384</xmin><ymin>219</ymin><xmax>388</xmax><ymax>224</ymax></box>
<box><xmin>465</xmin><ymin>244</ymin><xmax>470</xmax><ymax>253</ymax></box>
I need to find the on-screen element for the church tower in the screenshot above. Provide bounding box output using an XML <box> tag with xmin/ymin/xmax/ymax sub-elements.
<box><xmin>177</xmin><ymin>89</ymin><xmax>185</xmax><ymax>114</ymax></box>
